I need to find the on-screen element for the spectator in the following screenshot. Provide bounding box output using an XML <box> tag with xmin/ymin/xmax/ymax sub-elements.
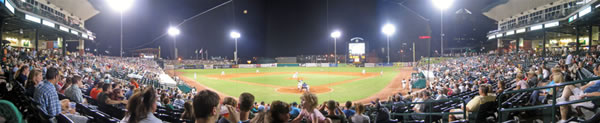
<box><xmin>449</xmin><ymin>84</ymin><xmax>496</xmax><ymax>122</ymax></box>
<box><xmin>172</xmin><ymin>94</ymin><xmax>184</xmax><ymax>108</ymax></box>
<box><xmin>218</xmin><ymin>97</ymin><xmax>238</xmax><ymax>123</ymax></box>
<box><xmin>526</xmin><ymin>71</ymin><xmax>538</xmax><ymax>87</ymax></box>
<box><xmin>289</xmin><ymin>102</ymin><xmax>301</xmax><ymax>120</ymax></box>
<box><xmin>90</xmin><ymin>82</ymin><xmax>104</xmax><ymax>99</ymax></box>
<box><xmin>34</xmin><ymin>67</ymin><xmax>61</xmax><ymax>118</ymax></box>
<box><xmin>129</xmin><ymin>78</ymin><xmax>139</xmax><ymax>88</ymax></box>
<box><xmin>14</xmin><ymin>65</ymin><xmax>29</xmax><ymax>85</ymax></box>
<box><xmin>556</xmin><ymin>64</ymin><xmax>600</xmax><ymax>123</ymax></box>
<box><xmin>121</xmin><ymin>86</ymin><xmax>162</xmax><ymax>123</ymax></box>
<box><xmin>270</xmin><ymin>100</ymin><xmax>292</xmax><ymax>123</ymax></box>
<box><xmin>292</xmin><ymin>92</ymin><xmax>329</xmax><ymax>123</ymax></box>
<box><xmin>124</xmin><ymin>85</ymin><xmax>135</xmax><ymax>99</ymax></box>
<box><xmin>258</xmin><ymin>101</ymin><xmax>266</xmax><ymax>112</ymax></box>
<box><xmin>239</xmin><ymin>92</ymin><xmax>255</xmax><ymax>123</ymax></box>
<box><xmin>25</xmin><ymin>69</ymin><xmax>42</xmax><ymax>97</ymax></box>
<box><xmin>412</xmin><ymin>91</ymin><xmax>433</xmax><ymax>121</ymax></box>
<box><xmin>193</xmin><ymin>90</ymin><xmax>239</xmax><ymax>123</ymax></box>
<box><xmin>515</xmin><ymin>73</ymin><xmax>528</xmax><ymax>90</ymax></box>
<box><xmin>58</xmin><ymin>76</ymin><xmax>72</xmax><ymax>94</ymax></box>
<box><xmin>64</xmin><ymin>75</ymin><xmax>84</xmax><ymax>103</ymax></box>
<box><xmin>351</xmin><ymin>103</ymin><xmax>369</xmax><ymax>123</ymax></box>
<box><xmin>325</xmin><ymin>100</ymin><xmax>346</xmax><ymax>123</ymax></box>
<box><xmin>435</xmin><ymin>89</ymin><xmax>448</xmax><ymax>100</ymax></box>
<box><xmin>342</xmin><ymin>101</ymin><xmax>355</xmax><ymax>119</ymax></box>
<box><xmin>97</xmin><ymin>83</ymin><xmax>127</xmax><ymax>107</ymax></box>
<box><xmin>181</xmin><ymin>101</ymin><xmax>195</xmax><ymax>122</ymax></box>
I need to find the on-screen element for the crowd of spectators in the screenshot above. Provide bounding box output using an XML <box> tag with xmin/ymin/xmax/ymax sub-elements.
<box><xmin>3</xmin><ymin>44</ymin><xmax>600</xmax><ymax>123</ymax></box>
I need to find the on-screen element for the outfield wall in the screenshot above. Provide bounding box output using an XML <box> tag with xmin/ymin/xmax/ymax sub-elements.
<box><xmin>164</xmin><ymin>62</ymin><xmax>411</xmax><ymax>70</ymax></box>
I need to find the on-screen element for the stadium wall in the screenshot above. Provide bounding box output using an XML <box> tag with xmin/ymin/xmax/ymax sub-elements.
<box><xmin>165</xmin><ymin>62</ymin><xmax>407</xmax><ymax>70</ymax></box>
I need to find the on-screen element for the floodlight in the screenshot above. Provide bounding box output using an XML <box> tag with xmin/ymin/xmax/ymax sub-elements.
<box><xmin>382</xmin><ymin>24</ymin><xmax>396</xmax><ymax>36</ymax></box>
<box><xmin>168</xmin><ymin>27</ymin><xmax>180</xmax><ymax>36</ymax></box>
<box><xmin>432</xmin><ymin>0</ymin><xmax>454</xmax><ymax>10</ymax></box>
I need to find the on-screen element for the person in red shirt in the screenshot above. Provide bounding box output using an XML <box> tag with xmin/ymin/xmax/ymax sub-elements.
<box><xmin>129</xmin><ymin>78</ymin><xmax>139</xmax><ymax>89</ymax></box>
<box><xmin>90</xmin><ymin>82</ymin><xmax>104</xmax><ymax>99</ymax></box>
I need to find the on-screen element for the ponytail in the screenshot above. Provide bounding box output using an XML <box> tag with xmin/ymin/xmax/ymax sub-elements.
<box><xmin>125</xmin><ymin>86</ymin><xmax>157</xmax><ymax>123</ymax></box>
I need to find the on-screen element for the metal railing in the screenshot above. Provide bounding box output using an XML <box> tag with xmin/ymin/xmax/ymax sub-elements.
<box><xmin>372</xmin><ymin>98</ymin><xmax>467</xmax><ymax>123</ymax></box>
<box><xmin>498</xmin><ymin>76</ymin><xmax>600</xmax><ymax>123</ymax></box>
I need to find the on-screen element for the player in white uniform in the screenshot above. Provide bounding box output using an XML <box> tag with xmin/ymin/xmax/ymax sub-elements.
<box><xmin>292</xmin><ymin>72</ymin><xmax>298</xmax><ymax>79</ymax></box>
<box><xmin>402</xmin><ymin>79</ymin><xmax>406</xmax><ymax>89</ymax></box>
<box><xmin>362</xmin><ymin>69</ymin><xmax>366</xmax><ymax>75</ymax></box>
<box><xmin>221</xmin><ymin>71</ymin><xmax>225</xmax><ymax>76</ymax></box>
<box><xmin>298</xmin><ymin>80</ymin><xmax>303</xmax><ymax>91</ymax></box>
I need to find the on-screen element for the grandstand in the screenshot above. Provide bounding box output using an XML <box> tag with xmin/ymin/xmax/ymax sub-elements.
<box><xmin>2</xmin><ymin>0</ymin><xmax>600</xmax><ymax>123</ymax></box>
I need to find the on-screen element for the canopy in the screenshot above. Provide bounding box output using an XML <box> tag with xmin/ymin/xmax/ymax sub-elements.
<box><xmin>159</xmin><ymin>74</ymin><xmax>177</xmax><ymax>87</ymax></box>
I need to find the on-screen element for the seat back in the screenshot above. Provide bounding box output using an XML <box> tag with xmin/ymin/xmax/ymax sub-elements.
<box><xmin>56</xmin><ymin>113</ymin><xmax>74</xmax><ymax>123</ymax></box>
<box><xmin>469</xmin><ymin>101</ymin><xmax>497</xmax><ymax>123</ymax></box>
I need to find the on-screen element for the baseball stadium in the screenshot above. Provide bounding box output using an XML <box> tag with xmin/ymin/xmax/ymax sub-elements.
<box><xmin>2</xmin><ymin>0</ymin><xmax>600</xmax><ymax>123</ymax></box>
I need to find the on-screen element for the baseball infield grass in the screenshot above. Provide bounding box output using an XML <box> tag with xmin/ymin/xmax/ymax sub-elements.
<box><xmin>178</xmin><ymin>67</ymin><xmax>399</xmax><ymax>103</ymax></box>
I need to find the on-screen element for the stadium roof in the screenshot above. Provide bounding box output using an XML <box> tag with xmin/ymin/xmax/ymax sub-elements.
<box><xmin>483</xmin><ymin>0</ymin><xmax>559</xmax><ymax>21</ymax></box>
<box><xmin>46</xmin><ymin>0</ymin><xmax>99</xmax><ymax>21</ymax></box>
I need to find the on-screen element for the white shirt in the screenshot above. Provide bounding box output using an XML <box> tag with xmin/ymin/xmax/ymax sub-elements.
<box><xmin>121</xmin><ymin>112</ymin><xmax>163</xmax><ymax>123</ymax></box>
<box><xmin>543</xmin><ymin>69</ymin><xmax>549</xmax><ymax>79</ymax></box>
<box><xmin>566</xmin><ymin>54</ymin><xmax>573</xmax><ymax>65</ymax></box>
<box><xmin>351</xmin><ymin>114</ymin><xmax>370</xmax><ymax>123</ymax></box>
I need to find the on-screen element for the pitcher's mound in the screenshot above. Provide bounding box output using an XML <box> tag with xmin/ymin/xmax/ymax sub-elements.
<box><xmin>276</xmin><ymin>86</ymin><xmax>332</xmax><ymax>94</ymax></box>
<box><xmin>286</xmin><ymin>77</ymin><xmax>305</xmax><ymax>80</ymax></box>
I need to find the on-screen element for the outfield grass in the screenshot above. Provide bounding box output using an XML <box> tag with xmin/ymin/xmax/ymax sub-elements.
<box><xmin>178</xmin><ymin>67</ymin><xmax>398</xmax><ymax>103</ymax></box>
<box><xmin>231</xmin><ymin>73</ymin><xmax>360</xmax><ymax>86</ymax></box>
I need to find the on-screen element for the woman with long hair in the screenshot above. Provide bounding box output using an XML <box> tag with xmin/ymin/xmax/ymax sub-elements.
<box><xmin>181</xmin><ymin>101</ymin><xmax>194</xmax><ymax>122</ymax></box>
<box><xmin>121</xmin><ymin>86</ymin><xmax>162</xmax><ymax>123</ymax></box>
<box><xmin>14</xmin><ymin>65</ymin><xmax>30</xmax><ymax>85</ymax></box>
<box><xmin>59</xmin><ymin>76</ymin><xmax>73</xmax><ymax>94</ymax></box>
<box><xmin>25</xmin><ymin>69</ymin><xmax>42</xmax><ymax>97</ymax></box>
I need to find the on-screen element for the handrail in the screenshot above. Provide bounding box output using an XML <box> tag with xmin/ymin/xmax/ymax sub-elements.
<box><xmin>373</xmin><ymin>98</ymin><xmax>467</xmax><ymax>123</ymax></box>
<box><xmin>498</xmin><ymin>76</ymin><xmax>600</xmax><ymax>122</ymax></box>
<box><xmin>502</xmin><ymin>77</ymin><xmax>600</xmax><ymax>95</ymax></box>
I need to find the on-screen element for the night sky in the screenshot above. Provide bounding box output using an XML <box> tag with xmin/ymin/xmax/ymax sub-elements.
<box><xmin>85</xmin><ymin>0</ymin><xmax>496</xmax><ymax>60</ymax></box>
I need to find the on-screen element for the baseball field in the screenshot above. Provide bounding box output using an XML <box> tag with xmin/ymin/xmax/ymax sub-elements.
<box><xmin>176</xmin><ymin>67</ymin><xmax>414</xmax><ymax>103</ymax></box>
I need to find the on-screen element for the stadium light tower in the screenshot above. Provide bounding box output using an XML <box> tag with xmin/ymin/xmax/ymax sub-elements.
<box><xmin>168</xmin><ymin>27</ymin><xmax>180</xmax><ymax>60</ymax></box>
<box><xmin>230</xmin><ymin>31</ymin><xmax>241</xmax><ymax>64</ymax></box>
<box><xmin>382</xmin><ymin>24</ymin><xmax>396</xmax><ymax>64</ymax></box>
<box><xmin>330</xmin><ymin>31</ymin><xmax>341</xmax><ymax>64</ymax></box>
<box><xmin>107</xmin><ymin>0</ymin><xmax>134</xmax><ymax>57</ymax></box>
<box><xmin>432</xmin><ymin>0</ymin><xmax>453</xmax><ymax>57</ymax></box>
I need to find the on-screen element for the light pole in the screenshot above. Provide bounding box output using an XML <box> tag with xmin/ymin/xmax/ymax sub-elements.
<box><xmin>432</xmin><ymin>0</ymin><xmax>453</xmax><ymax>57</ymax></box>
<box><xmin>382</xmin><ymin>24</ymin><xmax>396</xmax><ymax>64</ymax></box>
<box><xmin>107</xmin><ymin>0</ymin><xmax>134</xmax><ymax>57</ymax></box>
<box><xmin>230</xmin><ymin>31</ymin><xmax>241</xmax><ymax>64</ymax></box>
<box><xmin>330</xmin><ymin>31</ymin><xmax>341</xmax><ymax>64</ymax></box>
<box><xmin>168</xmin><ymin>27</ymin><xmax>180</xmax><ymax>59</ymax></box>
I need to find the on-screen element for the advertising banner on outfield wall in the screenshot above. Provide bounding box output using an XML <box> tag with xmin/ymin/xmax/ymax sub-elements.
<box><xmin>184</xmin><ymin>65</ymin><xmax>196</xmax><ymax>69</ymax></box>
<box><xmin>376</xmin><ymin>63</ymin><xmax>394</xmax><ymax>67</ymax></box>
<box><xmin>364</xmin><ymin>63</ymin><xmax>375</xmax><ymax>67</ymax></box>
<box><xmin>196</xmin><ymin>65</ymin><xmax>204</xmax><ymax>69</ymax></box>
<box><xmin>261</xmin><ymin>63</ymin><xmax>277</xmax><ymax>67</ymax></box>
<box><xmin>239</xmin><ymin>64</ymin><xmax>256</xmax><ymax>68</ymax></box>
<box><xmin>320</xmin><ymin>63</ymin><xmax>330</xmax><ymax>67</ymax></box>
<box><xmin>329</xmin><ymin>64</ymin><xmax>338</xmax><ymax>67</ymax></box>
<box><xmin>277</xmin><ymin>64</ymin><xmax>299</xmax><ymax>67</ymax></box>
<box><xmin>305</xmin><ymin>63</ymin><xmax>318</xmax><ymax>67</ymax></box>
<box><xmin>204</xmin><ymin>65</ymin><xmax>213</xmax><ymax>69</ymax></box>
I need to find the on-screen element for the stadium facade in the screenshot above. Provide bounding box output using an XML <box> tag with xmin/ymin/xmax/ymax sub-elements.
<box><xmin>484</xmin><ymin>0</ymin><xmax>600</xmax><ymax>55</ymax></box>
<box><xmin>0</xmin><ymin>0</ymin><xmax>96</xmax><ymax>56</ymax></box>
